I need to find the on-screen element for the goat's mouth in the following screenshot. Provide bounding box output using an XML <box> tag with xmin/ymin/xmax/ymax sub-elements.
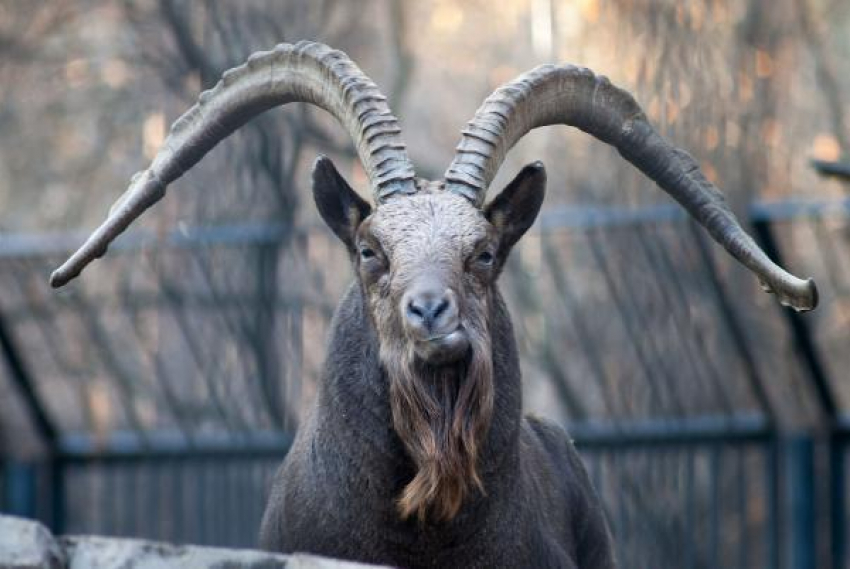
<box><xmin>412</xmin><ymin>328</ymin><xmax>470</xmax><ymax>365</ymax></box>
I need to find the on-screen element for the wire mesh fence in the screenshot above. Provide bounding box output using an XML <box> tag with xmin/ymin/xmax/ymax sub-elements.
<box><xmin>1</xmin><ymin>196</ymin><xmax>848</xmax><ymax>567</ymax></box>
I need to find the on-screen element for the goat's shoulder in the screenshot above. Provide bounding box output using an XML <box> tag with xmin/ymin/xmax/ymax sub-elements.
<box><xmin>521</xmin><ymin>415</ymin><xmax>617</xmax><ymax>569</ymax></box>
<box><xmin>519</xmin><ymin>415</ymin><xmax>581</xmax><ymax>513</ymax></box>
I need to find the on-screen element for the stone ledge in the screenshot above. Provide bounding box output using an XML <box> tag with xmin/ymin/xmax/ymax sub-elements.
<box><xmin>0</xmin><ymin>515</ymin><xmax>388</xmax><ymax>569</ymax></box>
<box><xmin>0</xmin><ymin>516</ymin><xmax>63</xmax><ymax>569</ymax></box>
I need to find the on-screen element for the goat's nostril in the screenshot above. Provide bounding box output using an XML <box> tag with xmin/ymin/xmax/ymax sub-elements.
<box><xmin>432</xmin><ymin>298</ymin><xmax>449</xmax><ymax>320</ymax></box>
<box><xmin>407</xmin><ymin>301</ymin><xmax>425</xmax><ymax>321</ymax></box>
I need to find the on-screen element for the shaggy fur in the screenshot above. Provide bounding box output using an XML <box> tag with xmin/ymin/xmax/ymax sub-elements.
<box><xmin>259</xmin><ymin>284</ymin><xmax>615</xmax><ymax>568</ymax></box>
<box><xmin>386</xmin><ymin>317</ymin><xmax>493</xmax><ymax>522</ymax></box>
<box><xmin>259</xmin><ymin>161</ymin><xmax>616</xmax><ymax>568</ymax></box>
<box><xmin>361</xmin><ymin>190</ymin><xmax>500</xmax><ymax>522</ymax></box>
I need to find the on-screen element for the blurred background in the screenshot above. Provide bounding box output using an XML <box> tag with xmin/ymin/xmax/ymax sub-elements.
<box><xmin>0</xmin><ymin>1</ymin><xmax>848</xmax><ymax>567</ymax></box>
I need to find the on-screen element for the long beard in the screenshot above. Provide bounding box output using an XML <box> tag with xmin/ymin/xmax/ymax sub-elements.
<box><xmin>383</xmin><ymin>318</ymin><xmax>494</xmax><ymax>523</ymax></box>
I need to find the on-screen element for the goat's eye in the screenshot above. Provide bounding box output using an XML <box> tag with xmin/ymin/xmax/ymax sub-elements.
<box><xmin>477</xmin><ymin>251</ymin><xmax>494</xmax><ymax>265</ymax></box>
<box><xmin>359</xmin><ymin>247</ymin><xmax>376</xmax><ymax>260</ymax></box>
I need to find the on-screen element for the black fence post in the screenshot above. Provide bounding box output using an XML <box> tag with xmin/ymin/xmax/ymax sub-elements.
<box><xmin>2</xmin><ymin>461</ymin><xmax>38</xmax><ymax>519</ymax></box>
<box><xmin>50</xmin><ymin>456</ymin><xmax>65</xmax><ymax>535</ymax></box>
<box><xmin>786</xmin><ymin>435</ymin><xmax>817</xmax><ymax>569</ymax></box>
<box><xmin>768</xmin><ymin>438</ymin><xmax>781</xmax><ymax>569</ymax></box>
<box><xmin>751</xmin><ymin>213</ymin><xmax>840</xmax><ymax>569</ymax></box>
<box><xmin>832</xmin><ymin>433</ymin><xmax>846</xmax><ymax>569</ymax></box>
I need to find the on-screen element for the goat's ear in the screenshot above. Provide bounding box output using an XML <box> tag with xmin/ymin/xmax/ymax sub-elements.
<box><xmin>312</xmin><ymin>156</ymin><xmax>372</xmax><ymax>252</ymax></box>
<box><xmin>485</xmin><ymin>162</ymin><xmax>546</xmax><ymax>258</ymax></box>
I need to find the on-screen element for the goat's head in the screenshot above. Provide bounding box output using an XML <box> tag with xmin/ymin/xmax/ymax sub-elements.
<box><xmin>313</xmin><ymin>157</ymin><xmax>544</xmax><ymax>521</ymax></box>
<box><xmin>50</xmin><ymin>42</ymin><xmax>818</xmax><ymax>522</ymax></box>
<box><xmin>314</xmin><ymin>158</ymin><xmax>544</xmax><ymax>367</ymax></box>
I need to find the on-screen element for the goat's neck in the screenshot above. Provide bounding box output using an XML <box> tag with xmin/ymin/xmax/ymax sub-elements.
<box><xmin>314</xmin><ymin>282</ymin><xmax>523</xmax><ymax>515</ymax></box>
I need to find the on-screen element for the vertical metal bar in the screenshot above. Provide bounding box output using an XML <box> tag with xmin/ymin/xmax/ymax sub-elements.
<box><xmin>831</xmin><ymin>434</ymin><xmax>845</xmax><ymax>569</ymax></box>
<box><xmin>214</xmin><ymin>460</ymin><xmax>223</xmax><ymax>546</ymax></box>
<box><xmin>116</xmin><ymin>463</ymin><xmax>126</xmax><ymax>537</ymax></box>
<box><xmin>737</xmin><ymin>446</ymin><xmax>749</xmax><ymax>569</ymax></box>
<box><xmin>50</xmin><ymin>457</ymin><xmax>65</xmax><ymax>535</ymax></box>
<box><xmin>767</xmin><ymin>439</ymin><xmax>781</xmax><ymax>569</ymax></box>
<box><xmin>220</xmin><ymin>460</ymin><xmax>228</xmax><ymax>547</ymax></box>
<box><xmin>654</xmin><ymin>448</ymin><xmax>667</xmax><ymax>567</ymax></box>
<box><xmin>150</xmin><ymin>461</ymin><xmax>160</xmax><ymax>542</ymax></box>
<box><xmin>105</xmin><ymin>463</ymin><xmax>118</xmax><ymax>536</ymax></box>
<box><xmin>125</xmin><ymin>461</ymin><xmax>137</xmax><ymax>537</ymax></box>
<box><xmin>2</xmin><ymin>461</ymin><xmax>38</xmax><ymax>519</ymax></box>
<box><xmin>684</xmin><ymin>448</ymin><xmax>695</xmax><ymax>569</ymax></box>
<box><xmin>92</xmin><ymin>464</ymin><xmax>103</xmax><ymax>534</ymax></box>
<box><xmin>196</xmin><ymin>460</ymin><xmax>207</xmax><ymax>545</ymax></box>
<box><xmin>230</xmin><ymin>461</ymin><xmax>240</xmax><ymax>547</ymax></box>
<box><xmin>709</xmin><ymin>445</ymin><xmax>721</xmax><ymax>569</ymax></box>
<box><xmin>228</xmin><ymin>460</ymin><xmax>238</xmax><ymax>547</ymax></box>
<box><xmin>786</xmin><ymin>436</ymin><xmax>816</xmax><ymax>569</ymax></box>
<box><xmin>172</xmin><ymin>461</ymin><xmax>184</xmax><ymax>545</ymax></box>
<box><xmin>616</xmin><ymin>451</ymin><xmax>629</xmax><ymax>564</ymax></box>
<box><xmin>251</xmin><ymin>462</ymin><xmax>263</xmax><ymax>548</ymax></box>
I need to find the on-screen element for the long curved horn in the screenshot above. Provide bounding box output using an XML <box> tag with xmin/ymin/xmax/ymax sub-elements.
<box><xmin>50</xmin><ymin>41</ymin><xmax>416</xmax><ymax>288</ymax></box>
<box><xmin>445</xmin><ymin>64</ymin><xmax>817</xmax><ymax>312</ymax></box>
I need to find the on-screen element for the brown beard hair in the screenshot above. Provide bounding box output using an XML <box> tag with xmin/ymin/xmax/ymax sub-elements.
<box><xmin>383</xmin><ymin>311</ymin><xmax>494</xmax><ymax>523</ymax></box>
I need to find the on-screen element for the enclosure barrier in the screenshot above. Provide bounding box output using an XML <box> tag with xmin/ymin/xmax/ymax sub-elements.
<box><xmin>1</xmin><ymin>196</ymin><xmax>848</xmax><ymax>568</ymax></box>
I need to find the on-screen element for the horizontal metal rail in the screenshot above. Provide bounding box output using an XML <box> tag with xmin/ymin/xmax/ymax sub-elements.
<box><xmin>2</xmin><ymin>196</ymin><xmax>848</xmax><ymax>260</ymax></box>
<box><xmin>812</xmin><ymin>159</ymin><xmax>850</xmax><ymax>181</ymax></box>
<box><xmin>749</xmin><ymin>196</ymin><xmax>850</xmax><ymax>222</ymax></box>
<box><xmin>55</xmin><ymin>414</ymin><xmax>775</xmax><ymax>461</ymax></box>
<box><xmin>57</xmin><ymin>431</ymin><xmax>292</xmax><ymax>463</ymax></box>
<box><xmin>0</xmin><ymin>224</ymin><xmax>297</xmax><ymax>259</ymax></box>
<box><xmin>567</xmin><ymin>413</ymin><xmax>772</xmax><ymax>448</ymax></box>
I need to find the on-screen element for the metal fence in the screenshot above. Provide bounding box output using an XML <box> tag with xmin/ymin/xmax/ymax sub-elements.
<box><xmin>1</xmin><ymin>196</ymin><xmax>848</xmax><ymax>567</ymax></box>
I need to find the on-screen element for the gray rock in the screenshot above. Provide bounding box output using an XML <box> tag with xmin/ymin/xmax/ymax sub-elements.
<box><xmin>62</xmin><ymin>536</ymin><xmax>391</xmax><ymax>569</ymax></box>
<box><xmin>286</xmin><ymin>554</ymin><xmax>392</xmax><ymax>569</ymax></box>
<box><xmin>0</xmin><ymin>515</ymin><xmax>389</xmax><ymax>569</ymax></box>
<box><xmin>0</xmin><ymin>516</ymin><xmax>63</xmax><ymax>569</ymax></box>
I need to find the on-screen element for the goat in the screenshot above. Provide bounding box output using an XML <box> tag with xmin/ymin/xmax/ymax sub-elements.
<box><xmin>51</xmin><ymin>42</ymin><xmax>818</xmax><ymax>568</ymax></box>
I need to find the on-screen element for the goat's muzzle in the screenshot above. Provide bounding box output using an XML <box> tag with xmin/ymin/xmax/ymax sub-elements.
<box><xmin>401</xmin><ymin>280</ymin><xmax>468</xmax><ymax>365</ymax></box>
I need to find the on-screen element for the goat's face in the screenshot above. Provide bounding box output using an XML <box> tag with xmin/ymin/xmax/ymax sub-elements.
<box><xmin>314</xmin><ymin>157</ymin><xmax>545</xmax><ymax>367</ymax></box>
<box><xmin>359</xmin><ymin>189</ymin><xmax>492</xmax><ymax>366</ymax></box>
<box><xmin>314</xmin><ymin>156</ymin><xmax>545</xmax><ymax>522</ymax></box>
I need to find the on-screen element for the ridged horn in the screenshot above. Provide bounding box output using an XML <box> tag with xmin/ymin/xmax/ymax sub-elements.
<box><xmin>50</xmin><ymin>41</ymin><xmax>416</xmax><ymax>288</ymax></box>
<box><xmin>445</xmin><ymin>64</ymin><xmax>817</xmax><ymax>312</ymax></box>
